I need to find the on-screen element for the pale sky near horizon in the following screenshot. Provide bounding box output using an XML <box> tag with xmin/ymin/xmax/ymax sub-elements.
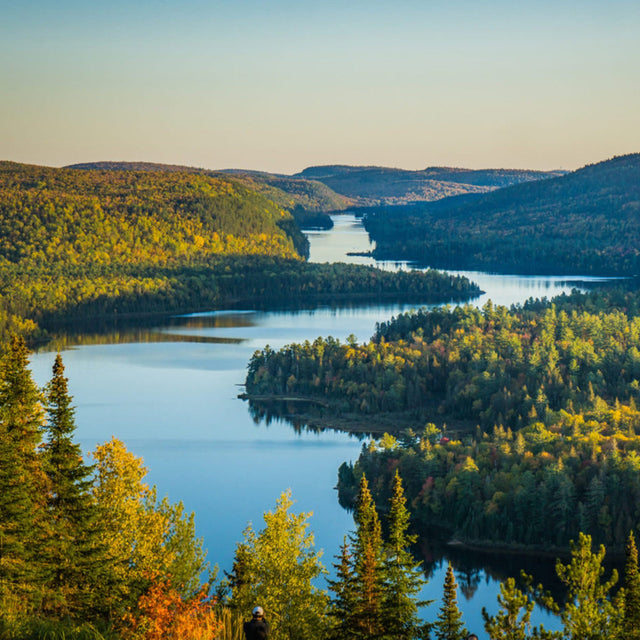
<box><xmin>1</xmin><ymin>0</ymin><xmax>639</xmax><ymax>174</ymax></box>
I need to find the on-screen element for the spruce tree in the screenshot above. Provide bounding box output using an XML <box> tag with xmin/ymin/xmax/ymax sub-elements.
<box><xmin>327</xmin><ymin>538</ymin><xmax>358</xmax><ymax>640</ymax></box>
<box><xmin>383</xmin><ymin>470</ymin><xmax>428</xmax><ymax>640</ymax></box>
<box><xmin>350</xmin><ymin>474</ymin><xmax>385</xmax><ymax>640</ymax></box>
<box><xmin>41</xmin><ymin>354</ymin><xmax>105</xmax><ymax>617</ymax></box>
<box><xmin>0</xmin><ymin>336</ymin><xmax>47</xmax><ymax>612</ymax></box>
<box><xmin>624</xmin><ymin>531</ymin><xmax>640</xmax><ymax>639</ymax></box>
<box><xmin>434</xmin><ymin>563</ymin><xmax>467</xmax><ymax>640</ymax></box>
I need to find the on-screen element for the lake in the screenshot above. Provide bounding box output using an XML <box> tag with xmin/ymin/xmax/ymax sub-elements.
<box><xmin>30</xmin><ymin>213</ymin><xmax>615</xmax><ymax>637</ymax></box>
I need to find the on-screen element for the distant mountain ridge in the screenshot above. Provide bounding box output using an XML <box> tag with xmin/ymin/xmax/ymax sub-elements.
<box><xmin>363</xmin><ymin>153</ymin><xmax>640</xmax><ymax>275</ymax></box>
<box><xmin>294</xmin><ymin>164</ymin><xmax>565</xmax><ymax>204</ymax></box>
<box><xmin>67</xmin><ymin>160</ymin><xmax>564</xmax><ymax>209</ymax></box>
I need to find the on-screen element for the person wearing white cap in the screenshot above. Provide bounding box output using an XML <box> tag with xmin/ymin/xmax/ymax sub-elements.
<box><xmin>243</xmin><ymin>605</ymin><xmax>270</xmax><ymax>640</ymax></box>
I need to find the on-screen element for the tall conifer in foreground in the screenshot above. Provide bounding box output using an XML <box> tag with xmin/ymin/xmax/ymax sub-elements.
<box><xmin>383</xmin><ymin>470</ymin><xmax>428</xmax><ymax>640</ymax></box>
<box><xmin>327</xmin><ymin>538</ymin><xmax>358</xmax><ymax>640</ymax></box>
<box><xmin>554</xmin><ymin>532</ymin><xmax>622</xmax><ymax>639</ymax></box>
<box><xmin>624</xmin><ymin>530</ymin><xmax>640</xmax><ymax>639</ymax></box>
<box><xmin>41</xmin><ymin>354</ymin><xmax>105</xmax><ymax>617</ymax></box>
<box><xmin>434</xmin><ymin>563</ymin><xmax>467</xmax><ymax>640</ymax></box>
<box><xmin>0</xmin><ymin>335</ymin><xmax>46</xmax><ymax>613</ymax></box>
<box><xmin>350</xmin><ymin>474</ymin><xmax>385</xmax><ymax>640</ymax></box>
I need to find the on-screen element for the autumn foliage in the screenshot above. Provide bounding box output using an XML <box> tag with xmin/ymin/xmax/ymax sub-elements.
<box><xmin>122</xmin><ymin>578</ymin><xmax>222</xmax><ymax>640</ymax></box>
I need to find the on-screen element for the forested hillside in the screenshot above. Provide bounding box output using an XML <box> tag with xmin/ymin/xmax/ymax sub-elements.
<box><xmin>295</xmin><ymin>164</ymin><xmax>563</xmax><ymax>205</ymax></box>
<box><xmin>364</xmin><ymin>153</ymin><xmax>640</xmax><ymax>275</ymax></box>
<box><xmin>246</xmin><ymin>285</ymin><xmax>640</xmax><ymax>551</ymax></box>
<box><xmin>68</xmin><ymin>161</ymin><xmax>353</xmax><ymax>226</ymax></box>
<box><xmin>0</xmin><ymin>162</ymin><xmax>478</xmax><ymax>343</ymax></box>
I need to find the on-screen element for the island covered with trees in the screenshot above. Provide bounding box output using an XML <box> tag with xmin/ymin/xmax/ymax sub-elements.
<box><xmin>245</xmin><ymin>285</ymin><xmax>640</xmax><ymax>552</ymax></box>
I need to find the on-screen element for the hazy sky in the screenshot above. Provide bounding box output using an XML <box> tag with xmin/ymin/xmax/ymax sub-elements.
<box><xmin>2</xmin><ymin>0</ymin><xmax>639</xmax><ymax>173</ymax></box>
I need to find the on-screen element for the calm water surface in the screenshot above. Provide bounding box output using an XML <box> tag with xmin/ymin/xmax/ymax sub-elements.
<box><xmin>30</xmin><ymin>214</ymin><xmax>615</xmax><ymax>637</ymax></box>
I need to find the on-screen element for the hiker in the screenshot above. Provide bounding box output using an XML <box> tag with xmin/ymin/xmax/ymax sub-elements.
<box><xmin>243</xmin><ymin>606</ymin><xmax>270</xmax><ymax>640</ymax></box>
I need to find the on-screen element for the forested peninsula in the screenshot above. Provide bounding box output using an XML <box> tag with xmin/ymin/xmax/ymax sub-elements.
<box><xmin>362</xmin><ymin>153</ymin><xmax>640</xmax><ymax>275</ymax></box>
<box><xmin>245</xmin><ymin>285</ymin><xmax>640</xmax><ymax>552</ymax></box>
<box><xmin>0</xmin><ymin>162</ymin><xmax>478</xmax><ymax>343</ymax></box>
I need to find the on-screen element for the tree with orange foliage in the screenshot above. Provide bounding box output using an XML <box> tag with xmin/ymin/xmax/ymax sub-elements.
<box><xmin>123</xmin><ymin>578</ymin><xmax>222</xmax><ymax>640</ymax></box>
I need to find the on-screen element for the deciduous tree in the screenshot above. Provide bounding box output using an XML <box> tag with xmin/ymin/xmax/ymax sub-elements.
<box><xmin>227</xmin><ymin>490</ymin><xmax>329</xmax><ymax>640</ymax></box>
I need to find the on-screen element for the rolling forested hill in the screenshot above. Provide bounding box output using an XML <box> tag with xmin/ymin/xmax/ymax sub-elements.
<box><xmin>0</xmin><ymin>162</ymin><xmax>479</xmax><ymax>342</ymax></box>
<box><xmin>294</xmin><ymin>164</ymin><xmax>564</xmax><ymax>205</ymax></box>
<box><xmin>68</xmin><ymin>161</ymin><xmax>353</xmax><ymax>228</ymax></box>
<box><xmin>363</xmin><ymin>153</ymin><xmax>640</xmax><ymax>275</ymax></box>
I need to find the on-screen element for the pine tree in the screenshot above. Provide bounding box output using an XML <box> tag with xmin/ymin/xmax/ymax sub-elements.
<box><xmin>624</xmin><ymin>531</ymin><xmax>640</xmax><ymax>639</ymax></box>
<box><xmin>435</xmin><ymin>563</ymin><xmax>467</xmax><ymax>640</ymax></box>
<box><xmin>482</xmin><ymin>577</ymin><xmax>535</xmax><ymax>640</ymax></box>
<box><xmin>0</xmin><ymin>335</ymin><xmax>47</xmax><ymax>613</ymax></box>
<box><xmin>383</xmin><ymin>470</ymin><xmax>428</xmax><ymax>640</ymax></box>
<box><xmin>350</xmin><ymin>474</ymin><xmax>385</xmax><ymax>640</ymax></box>
<box><xmin>41</xmin><ymin>354</ymin><xmax>105</xmax><ymax>617</ymax></box>
<box><xmin>554</xmin><ymin>532</ymin><xmax>622</xmax><ymax>639</ymax></box>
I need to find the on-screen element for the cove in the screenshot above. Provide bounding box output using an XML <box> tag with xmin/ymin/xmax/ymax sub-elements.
<box><xmin>29</xmin><ymin>213</ymin><xmax>615</xmax><ymax>637</ymax></box>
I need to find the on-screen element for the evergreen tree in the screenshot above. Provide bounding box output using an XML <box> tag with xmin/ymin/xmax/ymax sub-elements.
<box><xmin>350</xmin><ymin>474</ymin><xmax>386</xmax><ymax>640</ymax></box>
<box><xmin>554</xmin><ymin>532</ymin><xmax>622</xmax><ymax>640</ymax></box>
<box><xmin>41</xmin><ymin>354</ymin><xmax>104</xmax><ymax>617</ymax></box>
<box><xmin>435</xmin><ymin>563</ymin><xmax>467</xmax><ymax>640</ymax></box>
<box><xmin>383</xmin><ymin>470</ymin><xmax>428</xmax><ymax>640</ymax></box>
<box><xmin>327</xmin><ymin>538</ymin><xmax>359</xmax><ymax>640</ymax></box>
<box><xmin>0</xmin><ymin>335</ymin><xmax>46</xmax><ymax>613</ymax></box>
<box><xmin>482</xmin><ymin>577</ymin><xmax>538</xmax><ymax>640</ymax></box>
<box><xmin>624</xmin><ymin>531</ymin><xmax>640</xmax><ymax>639</ymax></box>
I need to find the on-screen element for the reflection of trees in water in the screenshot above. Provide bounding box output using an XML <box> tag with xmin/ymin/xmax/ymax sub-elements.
<box><xmin>454</xmin><ymin>565</ymin><xmax>483</xmax><ymax>600</ymax></box>
<box><xmin>43</xmin><ymin>312</ymin><xmax>254</xmax><ymax>350</ymax></box>
<box><xmin>413</xmin><ymin>531</ymin><xmax>624</xmax><ymax>611</ymax></box>
<box><xmin>246</xmin><ymin>398</ymin><xmax>372</xmax><ymax>439</ymax></box>
<box><xmin>247</xmin><ymin>399</ymin><xmax>326</xmax><ymax>434</ymax></box>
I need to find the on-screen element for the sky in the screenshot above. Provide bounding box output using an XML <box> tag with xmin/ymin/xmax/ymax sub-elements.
<box><xmin>1</xmin><ymin>0</ymin><xmax>639</xmax><ymax>174</ymax></box>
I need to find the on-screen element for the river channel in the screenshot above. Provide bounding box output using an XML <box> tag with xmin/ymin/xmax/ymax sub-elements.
<box><xmin>30</xmin><ymin>213</ymin><xmax>616</xmax><ymax>636</ymax></box>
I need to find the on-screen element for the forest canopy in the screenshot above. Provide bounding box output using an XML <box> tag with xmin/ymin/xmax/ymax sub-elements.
<box><xmin>246</xmin><ymin>285</ymin><xmax>640</xmax><ymax>551</ymax></box>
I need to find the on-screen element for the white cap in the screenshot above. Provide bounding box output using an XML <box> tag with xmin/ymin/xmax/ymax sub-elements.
<box><xmin>253</xmin><ymin>606</ymin><xmax>264</xmax><ymax>617</ymax></box>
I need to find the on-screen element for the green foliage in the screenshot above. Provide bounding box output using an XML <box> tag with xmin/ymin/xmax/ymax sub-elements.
<box><xmin>0</xmin><ymin>336</ymin><xmax>47</xmax><ymax>611</ymax></box>
<box><xmin>364</xmin><ymin>153</ymin><xmax>640</xmax><ymax>275</ymax></box>
<box><xmin>350</xmin><ymin>475</ymin><xmax>386</xmax><ymax>639</ymax></box>
<box><xmin>482</xmin><ymin>576</ymin><xmax>556</xmax><ymax>640</ymax></box>
<box><xmin>434</xmin><ymin>564</ymin><xmax>467</xmax><ymax>640</ymax></box>
<box><xmin>252</xmin><ymin>294</ymin><xmax>640</xmax><ymax>549</ymax></box>
<box><xmin>624</xmin><ymin>531</ymin><xmax>640</xmax><ymax>639</ymax></box>
<box><xmin>329</xmin><ymin>474</ymin><xmax>428</xmax><ymax>640</ymax></box>
<box><xmin>383</xmin><ymin>471</ymin><xmax>428</xmax><ymax>640</ymax></box>
<box><xmin>90</xmin><ymin>437</ymin><xmax>208</xmax><ymax>611</ymax></box>
<box><xmin>553</xmin><ymin>533</ymin><xmax>622</xmax><ymax>639</ymax></box>
<box><xmin>226</xmin><ymin>490</ymin><xmax>329</xmax><ymax>640</ymax></box>
<box><xmin>0</xmin><ymin>162</ymin><xmax>479</xmax><ymax>343</ymax></box>
<box><xmin>41</xmin><ymin>355</ymin><xmax>106</xmax><ymax>617</ymax></box>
